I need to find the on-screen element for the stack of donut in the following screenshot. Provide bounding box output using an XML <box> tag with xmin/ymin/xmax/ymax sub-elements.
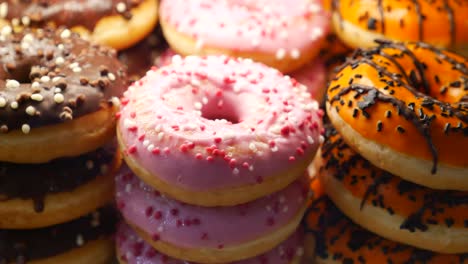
<box><xmin>304</xmin><ymin>40</ymin><xmax>468</xmax><ymax>263</ymax></box>
<box><xmin>0</xmin><ymin>24</ymin><xmax>127</xmax><ymax>263</ymax></box>
<box><xmin>115</xmin><ymin>55</ymin><xmax>325</xmax><ymax>263</ymax></box>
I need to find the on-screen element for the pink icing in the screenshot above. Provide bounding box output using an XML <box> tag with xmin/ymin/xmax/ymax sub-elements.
<box><xmin>160</xmin><ymin>0</ymin><xmax>330</xmax><ymax>58</ymax></box>
<box><xmin>289</xmin><ymin>60</ymin><xmax>327</xmax><ymax>103</ymax></box>
<box><xmin>115</xmin><ymin>165</ymin><xmax>309</xmax><ymax>248</ymax></box>
<box><xmin>117</xmin><ymin>222</ymin><xmax>304</xmax><ymax>264</ymax></box>
<box><xmin>118</xmin><ymin>56</ymin><xmax>323</xmax><ymax>191</ymax></box>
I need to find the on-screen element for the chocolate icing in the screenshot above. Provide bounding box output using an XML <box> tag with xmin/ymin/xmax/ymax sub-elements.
<box><xmin>321</xmin><ymin>124</ymin><xmax>468</xmax><ymax>232</ymax></box>
<box><xmin>0</xmin><ymin>26</ymin><xmax>127</xmax><ymax>132</ymax></box>
<box><xmin>0</xmin><ymin>144</ymin><xmax>116</xmax><ymax>212</ymax></box>
<box><xmin>303</xmin><ymin>180</ymin><xmax>468</xmax><ymax>264</ymax></box>
<box><xmin>1</xmin><ymin>0</ymin><xmax>144</xmax><ymax>30</ymax></box>
<box><xmin>0</xmin><ymin>206</ymin><xmax>117</xmax><ymax>264</ymax></box>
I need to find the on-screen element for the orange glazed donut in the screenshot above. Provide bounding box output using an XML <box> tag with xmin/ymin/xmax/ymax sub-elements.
<box><xmin>328</xmin><ymin>0</ymin><xmax>468</xmax><ymax>55</ymax></box>
<box><xmin>0</xmin><ymin>0</ymin><xmax>159</xmax><ymax>51</ymax></box>
<box><xmin>303</xmin><ymin>178</ymin><xmax>468</xmax><ymax>264</ymax></box>
<box><xmin>326</xmin><ymin>41</ymin><xmax>468</xmax><ymax>191</ymax></box>
<box><xmin>317</xmin><ymin>124</ymin><xmax>468</xmax><ymax>253</ymax></box>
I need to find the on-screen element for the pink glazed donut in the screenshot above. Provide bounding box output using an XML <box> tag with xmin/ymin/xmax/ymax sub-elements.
<box><xmin>116</xmin><ymin>222</ymin><xmax>306</xmax><ymax>264</ymax></box>
<box><xmin>117</xmin><ymin>56</ymin><xmax>323</xmax><ymax>206</ymax></box>
<box><xmin>159</xmin><ymin>0</ymin><xmax>330</xmax><ymax>73</ymax></box>
<box><xmin>115</xmin><ymin>166</ymin><xmax>309</xmax><ymax>263</ymax></box>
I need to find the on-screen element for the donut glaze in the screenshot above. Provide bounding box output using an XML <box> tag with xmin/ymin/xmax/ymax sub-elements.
<box><xmin>0</xmin><ymin>26</ymin><xmax>127</xmax><ymax>132</ymax></box>
<box><xmin>116</xmin><ymin>222</ymin><xmax>304</xmax><ymax>264</ymax></box>
<box><xmin>329</xmin><ymin>0</ymin><xmax>468</xmax><ymax>51</ymax></box>
<box><xmin>118</xmin><ymin>56</ymin><xmax>323</xmax><ymax>204</ymax></box>
<box><xmin>319</xmin><ymin>124</ymin><xmax>468</xmax><ymax>253</ymax></box>
<box><xmin>303</xmin><ymin>179</ymin><xmax>468</xmax><ymax>264</ymax></box>
<box><xmin>115</xmin><ymin>165</ymin><xmax>308</xmax><ymax>249</ymax></box>
<box><xmin>326</xmin><ymin>41</ymin><xmax>468</xmax><ymax>190</ymax></box>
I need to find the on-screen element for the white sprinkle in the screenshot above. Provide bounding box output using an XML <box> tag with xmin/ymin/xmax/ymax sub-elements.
<box><xmin>40</xmin><ymin>76</ymin><xmax>50</xmax><ymax>83</ymax></box>
<box><xmin>157</xmin><ymin>132</ymin><xmax>164</xmax><ymax>141</ymax></box>
<box><xmin>142</xmin><ymin>140</ymin><xmax>150</xmax><ymax>147</ymax></box>
<box><xmin>54</xmin><ymin>93</ymin><xmax>64</xmax><ymax>104</ymax></box>
<box><xmin>0</xmin><ymin>97</ymin><xmax>6</xmax><ymax>107</ymax></box>
<box><xmin>52</xmin><ymin>76</ymin><xmax>62</xmax><ymax>83</ymax></box>
<box><xmin>319</xmin><ymin>135</ymin><xmax>325</xmax><ymax>144</ymax></box>
<box><xmin>107</xmin><ymin>73</ymin><xmax>116</xmax><ymax>81</ymax></box>
<box><xmin>11</xmin><ymin>18</ymin><xmax>19</xmax><ymax>26</ymax></box>
<box><xmin>0</xmin><ymin>3</ymin><xmax>8</xmax><ymax>18</ymax></box>
<box><xmin>55</xmin><ymin>56</ymin><xmax>65</xmax><ymax>65</ymax></box>
<box><xmin>1</xmin><ymin>25</ymin><xmax>12</xmax><ymax>36</ymax></box>
<box><xmin>30</xmin><ymin>93</ymin><xmax>43</xmax><ymax>101</ymax></box>
<box><xmin>21</xmin><ymin>16</ymin><xmax>30</xmax><ymax>26</ymax></box>
<box><xmin>125</xmin><ymin>183</ymin><xmax>132</xmax><ymax>193</ymax></box>
<box><xmin>307</xmin><ymin>135</ymin><xmax>315</xmax><ymax>144</ymax></box>
<box><xmin>194</xmin><ymin>102</ymin><xmax>202</xmax><ymax>110</ymax></box>
<box><xmin>76</xmin><ymin>234</ymin><xmax>84</xmax><ymax>246</ymax></box>
<box><xmin>154</xmin><ymin>124</ymin><xmax>162</xmax><ymax>133</ymax></box>
<box><xmin>310</xmin><ymin>27</ymin><xmax>323</xmax><ymax>40</ymax></box>
<box><xmin>123</xmin><ymin>118</ymin><xmax>135</xmax><ymax>129</ymax></box>
<box><xmin>233</xmin><ymin>168</ymin><xmax>239</xmax><ymax>175</ymax></box>
<box><xmin>290</xmin><ymin>49</ymin><xmax>301</xmax><ymax>59</ymax></box>
<box><xmin>22</xmin><ymin>33</ymin><xmax>34</xmax><ymax>43</ymax></box>
<box><xmin>72</xmin><ymin>67</ymin><xmax>82</xmax><ymax>73</ymax></box>
<box><xmin>31</xmin><ymin>82</ymin><xmax>40</xmax><ymax>89</ymax></box>
<box><xmin>58</xmin><ymin>44</ymin><xmax>65</xmax><ymax>50</ymax></box>
<box><xmin>116</xmin><ymin>2</ymin><xmax>127</xmax><ymax>13</ymax></box>
<box><xmin>54</xmin><ymin>88</ymin><xmax>62</xmax><ymax>93</ymax></box>
<box><xmin>69</xmin><ymin>62</ymin><xmax>79</xmax><ymax>69</ymax></box>
<box><xmin>111</xmin><ymin>96</ymin><xmax>120</xmax><ymax>107</ymax></box>
<box><xmin>271</xmin><ymin>146</ymin><xmax>278</xmax><ymax>152</ymax></box>
<box><xmin>86</xmin><ymin>160</ymin><xmax>94</xmax><ymax>169</ymax></box>
<box><xmin>275</xmin><ymin>48</ymin><xmax>286</xmax><ymax>60</ymax></box>
<box><xmin>249</xmin><ymin>165</ymin><xmax>254</xmax><ymax>171</ymax></box>
<box><xmin>6</xmin><ymin>79</ymin><xmax>19</xmax><ymax>89</ymax></box>
<box><xmin>195</xmin><ymin>39</ymin><xmax>204</xmax><ymax>50</ymax></box>
<box><xmin>60</xmin><ymin>29</ymin><xmax>71</xmax><ymax>39</ymax></box>
<box><xmin>157</xmin><ymin>226</ymin><xmax>164</xmax><ymax>233</ymax></box>
<box><xmin>21</xmin><ymin>124</ymin><xmax>30</xmax><ymax>134</ymax></box>
<box><xmin>10</xmin><ymin>101</ymin><xmax>18</xmax><ymax>109</ymax></box>
<box><xmin>249</xmin><ymin>142</ymin><xmax>257</xmax><ymax>152</ymax></box>
<box><xmin>147</xmin><ymin>144</ymin><xmax>155</xmax><ymax>152</ymax></box>
<box><xmin>25</xmin><ymin>106</ymin><xmax>36</xmax><ymax>116</ymax></box>
<box><xmin>202</xmin><ymin>97</ymin><xmax>208</xmax><ymax>105</ymax></box>
<box><xmin>191</xmin><ymin>78</ymin><xmax>201</xmax><ymax>87</ymax></box>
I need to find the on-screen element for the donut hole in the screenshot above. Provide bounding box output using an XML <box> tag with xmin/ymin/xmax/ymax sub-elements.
<box><xmin>200</xmin><ymin>96</ymin><xmax>240</xmax><ymax>124</ymax></box>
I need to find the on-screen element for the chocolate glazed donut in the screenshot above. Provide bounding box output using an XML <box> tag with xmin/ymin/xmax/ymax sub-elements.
<box><xmin>0</xmin><ymin>26</ymin><xmax>126</xmax><ymax>132</ymax></box>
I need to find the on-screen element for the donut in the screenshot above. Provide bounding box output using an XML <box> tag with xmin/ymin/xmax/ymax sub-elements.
<box><xmin>0</xmin><ymin>207</ymin><xmax>116</xmax><ymax>264</ymax></box>
<box><xmin>289</xmin><ymin>60</ymin><xmax>327</xmax><ymax>104</ymax></box>
<box><xmin>117</xmin><ymin>55</ymin><xmax>323</xmax><ymax>206</ymax></box>
<box><xmin>0</xmin><ymin>26</ymin><xmax>127</xmax><ymax>163</ymax></box>
<box><xmin>115</xmin><ymin>165</ymin><xmax>309</xmax><ymax>263</ymax></box>
<box><xmin>0</xmin><ymin>144</ymin><xmax>120</xmax><ymax>229</ymax></box>
<box><xmin>118</xmin><ymin>27</ymin><xmax>168</xmax><ymax>82</ymax></box>
<box><xmin>0</xmin><ymin>0</ymin><xmax>159</xmax><ymax>51</ymax></box>
<box><xmin>326</xmin><ymin>41</ymin><xmax>468</xmax><ymax>190</ymax></box>
<box><xmin>303</xmin><ymin>178</ymin><xmax>468</xmax><ymax>264</ymax></box>
<box><xmin>317</xmin><ymin>124</ymin><xmax>468</xmax><ymax>253</ymax></box>
<box><xmin>159</xmin><ymin>0</ymin><xmax>330</xmax><ymax>73</ymax></box>
<box><xmin>116</xmin><ymin>222</ymin><xmax>305</xmax><ymax>264</ymax></box>
<box><xmin>328</xmin><ymin>0</ymin><xmax>468</xmax><ymax>55</ymax></box>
